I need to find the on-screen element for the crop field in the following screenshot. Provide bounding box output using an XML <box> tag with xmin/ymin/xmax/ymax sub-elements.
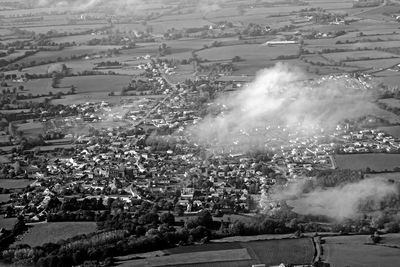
<box><xmin>335</xmin><ymin>153</ymin><xmax>400</xmax><ymax>171</ymax></box>
<box><xmin>322</xmin><ymin>235</ymin><xmax>400</xmax><ymax>267</ymax></box>
<box><xmin>59</xmin><ymin>75</ymin><xmax>132</xmax><ymax>94</ymax></box>
<box><xmin>242</xmin><ymin>238</ymin><xmax>314</xmax><ymax>266</ymax></box>
<box><xmin>14</xmin><ymin>222</ymin><xmax>97</xmax><ymax>247</ymax></box>
<box><xmin>119</xmin><ymin>238</ymin><xmax>314</xmax><ymax>267</ymax></box>
<box><xmin>0</xmin><ymin>179</ymin><xmax>32</xmax><ymax>189</ymax></box>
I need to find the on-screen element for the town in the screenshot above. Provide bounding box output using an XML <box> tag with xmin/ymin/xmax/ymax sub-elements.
<box><xmin>1</xmin><ymin>0</ymin><xmax>400</xmax><ymax>267</ymax></box>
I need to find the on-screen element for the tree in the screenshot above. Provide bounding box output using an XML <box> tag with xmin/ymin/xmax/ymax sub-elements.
<box><xmin>160</xmin><ymin>212</ymin><xmax>175</xmax><ymax>225</ymax></box>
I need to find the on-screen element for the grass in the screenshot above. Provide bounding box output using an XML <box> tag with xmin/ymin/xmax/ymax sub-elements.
<box><xmin>17</xmin><ymin>121</ymin><xmax>44</xmax><ymax>136</ymax></box>
<box><xmin>118</xmin><ymin>238</ymin><xmax>314</xmax><ymax>267</ymax></box>
<box><xmin>335</xmin><ymin>153</ymin><xmax>400</xmax><ymax>171</ymax></box>
<box><xmin>349</xmin><ymin>58</ymin><xmax>400</xmax><ymax>70</ymax></box>
<box><xmin>14</xmin><ymin>222</ymin><xmax>97</xmax><ymax>247</ymax></box>
<box><xmin>323</xmin><ymin>235</ymin><xmax>400</xmax><ymax>267</ymax></box>
<box><xmin>119</xmin><ymin>248</ymin><xmax>252</xmax><ymax>267</ymax></box>
<box><xmin>59</xmin><ymin>75</ymin><xmax>132</xmax><ymax>94</ymax></box>
<box><xmin>10</xmin><ymin>78</ymin><xmax>54</xmax><ymax>96</ymax></box>
<box><xmin>378</xmin><ymin>126</ymin><xmax>400</xmax><ymax>138</ymax></box>
<box><xmin>241</xmin><ymin>238</ymin><xmax>314</xmax><ymax>266</ymax></box>
<box><xmin>0</xmin><ymin>194</ymin><xmax>10</xmax><ymax>202</ymax></box>
<box><xmin>324</xmin><ymin>50</ymin><xmax>398</xmax><ymax>62</ymax></box>
<box><xmin>0</xmin><ymin>179</ymin><xmax>32</xmax><ymax>189</ymax></box>
<box><xmin>17</xmin><ymin>45</ymin><xmax>122</xmax><ymax>65</ymax></box>
<box><xmin>0</xmin><ymin>217</ymin><xmax>17</xmax><ymax>230</ymax></box>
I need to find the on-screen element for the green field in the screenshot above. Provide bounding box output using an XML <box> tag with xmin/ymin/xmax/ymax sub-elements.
<box><xmin>14</xmin><ymin>222</ymin><xmax>97</xmax><ymax>247</ymax></box>
<box><xmin>0</xmin><ymin>179</ymin><xmax>32</xmax><ymax>189</ymax></box>
<box><xmin>322</xmin><ymin>235</ymin><xmax>400</xmax><ymax>267</ymax></box>
<box><xmin>59</xmin><ymin>75</ymin><xmax>132</xmax><ymax>93</ymax></box>
<box><xmin>378</xmin><ymin>126</ymin><xmax>400</xmax><ymax>138</ymax></box>
<box><xmin>17</xmin><ymin>45</ymin><xmax>122</xmax><ymax>65</ymax></box>
<box><xmin>0</xmin><ymin>194</ymin><xmax>10</xmax><ymax>202</ymax></box>
<box><xmin>335</xmin><ymin>154</ymin><xmax>400</xmax><ymax>171</ymax></box>
<box><xmin>118</xmin><ymin>238</ymin><xmax>314</xmax><ymax>267</ymax></box>
<box><xmin>0</xmin><ymin>217</ymin><xmax>17</xmax><ymax>230</ymax></box>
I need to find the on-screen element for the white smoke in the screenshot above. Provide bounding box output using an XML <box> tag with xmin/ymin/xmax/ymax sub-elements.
<box><xmin>269</xmin><ymin>178</ymin><xmax>398</xmax><ymax>220</ymax></box>
<box><xmin>188</xmin><ymin>63</ymin><xmax>377</xmax><ymax>153</ymax></box>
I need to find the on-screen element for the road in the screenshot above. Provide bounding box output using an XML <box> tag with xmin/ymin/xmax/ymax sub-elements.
<box><xmin>133</xmin><ymin>71</ymin><xmax>178</xmax><ymax>127</ymax></box>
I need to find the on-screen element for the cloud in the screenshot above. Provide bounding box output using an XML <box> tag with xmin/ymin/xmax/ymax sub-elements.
<box><xmin>187</xmin><ymin>63</ymin><xmax>376</xmax><ymax>153</ymax></box>
<box><xmin>263</xmin><ymin>178</ymin><xmax>397</xmax><ymax>220</ymax></box>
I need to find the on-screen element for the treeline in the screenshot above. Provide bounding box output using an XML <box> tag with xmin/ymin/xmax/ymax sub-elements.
<box><xmin>304</xmin><ymin>169</ymin><xmax>363</xmax><ymax>190</ymax></box>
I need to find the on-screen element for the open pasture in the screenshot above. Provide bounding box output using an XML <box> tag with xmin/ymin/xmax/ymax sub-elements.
<box><xmin>118</xmin><ymin>237</ymin><xmax>314</xmax><ymax>267</ymax></box>
<box><xmin>50</xmin><ymin>34</ymin><xmax>100</xmax><ymax>45</ymax></box>
<box><xmin>0</xmin><ymin>194</ymin><xmax>10</xmax><ymax>203</ymax></box>
<box><xmin>323</xmin><ymin>50</ymin><xmax>399</xmax><ymax>62</ymax></box>
<box><xmin>378</xmin><ymin>125</ymin><xmax>400</xmax><ymax>138</ymax></box>
<box><xmin>59</xmin><ymin>75</ymin><xmax>131</xmax><ymax>94</ymax></box>
<box><xmin>10</xmin><ymin>78</ymin><xmax>54</xmax><ymax>96</ymax></box>
<box><xmin>19</xmin><ymin>23</ymin><xmax>107</xmax><ymax>35</ymax></box>
<box><xmin>322</xmin><ymin>235</ymin><xmax>400</xmax><ymax>267</ymax></box>
<box><xmin>16</xmin><ymin>45</ymin><xmax>122</xmax><ymax>65</ymax></box>
<box><xmin>335</xmin><ymin>153</ymin><xmax>400</xmax><ymax>172</ymax></box>
<box><xmin>14</xmin><ymin>222</ymin><xmax>97</xmax><ymax>247</ymax></box>
<box><xmin>349</xmin><ymin>58</ymin><xmax>400</xmax><ymax>71</ymax></box>
<box><xmin>0</xmin><ymin>217</ymin><xmax>17</xmax><ymax>230</ymax></box>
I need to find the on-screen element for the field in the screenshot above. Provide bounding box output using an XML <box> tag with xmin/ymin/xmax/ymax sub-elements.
<box><xmin>378</xmin><ymin>126</ymin><xmax>400</xmax><ymax>138</ymax></box>
<box><xmin>322</xmin><ymin>235</ymin><xmax>400</xmax><ymax>267</ymax></box>
<box><xmin>0</xmin><ymin>217</ymin><xmax>17</xmax><ymax>230</ymax></box>
<box><xmin>0</xmin><ymin>179</ymin><xmax>32</xmax><ymax>189</ymax></box>
<box><xmin>59</xmin><ymin>75</ymin><xmax>132</xmax><ymax>94</ymax></box>
<box><xmin>117</xmin><ymin>238</ymin><xmax>314</xmax><ymax>267</ymax></box>
<box><xmin>120</xmin><ymin>248</ymin><xmax>251</xmax><ymax>267</ymax></box>
<box><xmin>335</xmin><ymin>153</ymin><xmax>400</xmax><ymax>171</ymax></box>
<box><xmin>17</xmin><ymin>45</ymin><xmax>122</xmax><ymax>66</ymax></box>
<box><xmin>17</xmin><ymin>121</ymin><xmax>44</xmax><ymax>136</ymax></box>
<box><xmin>14</xmin><ymin>222</ymin><xmax>97</xmax><ymax>247</ymax></box>
<box><xmin>324</xmin><ymin>50</ymin><xmax>399</xmax><ymax>62</ymax></box>
<box><xmin>0</xmin><ymin>193</ymin><xmax>10</xmax><ymax>202</ymax></box>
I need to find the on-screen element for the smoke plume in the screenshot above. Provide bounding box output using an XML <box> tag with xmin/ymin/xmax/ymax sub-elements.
<box><xmin>263</xmin><ymin>178</ymin><xmax>398</xmax><ymax>220</ymax></box>
<box><xmin>188</xmin><ymin>63</ymin><xmax>377</xmax><ymax>153</ymax></box>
